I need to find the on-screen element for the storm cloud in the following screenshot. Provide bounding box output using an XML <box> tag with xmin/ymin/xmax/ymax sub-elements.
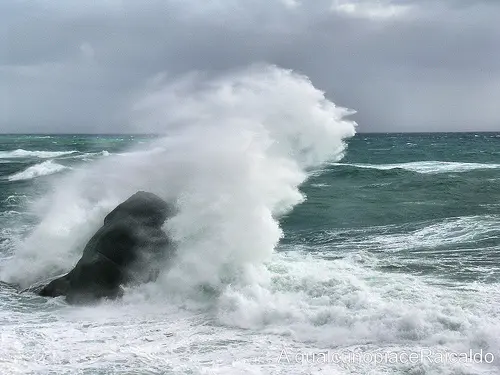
<box><xmin>1</xmin><ymin>0</ymin><xmax>499</xmax><ymax>133</ymax></box>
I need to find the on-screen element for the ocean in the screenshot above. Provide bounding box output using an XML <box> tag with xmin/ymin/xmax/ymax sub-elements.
<box><xmin>1</xmin><ymin>131</ymin><xmax>499</xmax><ymax>375</ymax></box>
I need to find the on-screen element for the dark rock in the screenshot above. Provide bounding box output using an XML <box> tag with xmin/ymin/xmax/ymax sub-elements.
<box><xmin>38</xmin><ymin>191</ymin><xmax>175</xmax><ymax>304</ymax></box>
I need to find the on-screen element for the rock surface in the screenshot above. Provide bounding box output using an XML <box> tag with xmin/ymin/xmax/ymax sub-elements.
<box><xmin>38</xmin><ymin>191</ymin><xmax>175</xmax><ymax>304</ymax></box>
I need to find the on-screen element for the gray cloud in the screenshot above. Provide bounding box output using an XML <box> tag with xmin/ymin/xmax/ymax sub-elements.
<box><xmin>1</xmin><ymin>0</ymin><xmax>499</xmax><ymax>133</ymax></box>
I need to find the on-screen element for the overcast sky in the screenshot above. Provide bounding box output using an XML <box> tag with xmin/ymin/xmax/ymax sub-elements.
<box><xmin>1</xmin><ymin>0</ymin><xmax>499</xmax><ymax>133</ymax></box>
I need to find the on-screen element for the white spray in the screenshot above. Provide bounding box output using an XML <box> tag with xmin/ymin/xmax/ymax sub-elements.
<box><xmin>1</xmin><ymin>65</ymin><xmax>356</xmax><ymax>290</ymax></box>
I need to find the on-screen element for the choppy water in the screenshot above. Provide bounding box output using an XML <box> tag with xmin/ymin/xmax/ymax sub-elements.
<box><xmin>1</xmin><ymin>131</ymin><xmax>499</xmax><ymax>375</ymax></box>
<box><xmin>3</xmin><ymin>64</ymin><xmax>500</xmax><ymax>375</ymax></box>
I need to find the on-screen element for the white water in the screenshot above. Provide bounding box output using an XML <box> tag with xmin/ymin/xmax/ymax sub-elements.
<box><xmin>2</xmin><ymin>65</ymin><xmax>356</xmax><ymax>288</ymax></box>
<box><xmin>1</xmin><ymin>250</ymin><xmax>499</xmax><ymax>375</ymax></box>
<box><xmin>333</xmin><ymin>161</ymin><xmax>500</xmax><ymax>174</ymax></box>
<box><xmin>1</xmin><ymin>66</ymin><xmax>499</xmax><ymax>375</ymax></box>
<box><xmin>8</xmin><ymin>161</ymin><xmax>70</xmax><ymax>181</ymax></box>
<box><xmin>316</xmin><ymin>215</ymin><xmax>500</xmax><ymax>253</ymax></box>
<box><xmin>0</xmin><ymin>149</ymin><xmax>77</xmax><ymax>159</ymax></box>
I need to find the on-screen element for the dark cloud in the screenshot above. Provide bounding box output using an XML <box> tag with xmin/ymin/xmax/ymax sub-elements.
<box><xmin>1</xmin><ymin>0</ymin><xmax>499</xmax><ymax>133</ymax></box>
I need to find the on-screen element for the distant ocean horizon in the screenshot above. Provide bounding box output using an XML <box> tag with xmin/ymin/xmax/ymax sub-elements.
<box><xmin>1</xmin><ymin>131</ymin><xmax>499</xmax><ymax>135</ymax></box>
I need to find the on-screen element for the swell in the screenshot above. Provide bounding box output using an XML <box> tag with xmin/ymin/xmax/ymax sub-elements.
<box><xmin>281</xmin><ymin>213</ymin><xmax>500</xmax><ymax>285</ymax></box>
<box><xmin>283</xmin><ymin>162</ymin><xmax>500</xmax><ymax>242</ymax></box>
<box><xmin>287</xmin><ymin>215</ymin><xmax>500</xmax><ymax>249</ymax></box>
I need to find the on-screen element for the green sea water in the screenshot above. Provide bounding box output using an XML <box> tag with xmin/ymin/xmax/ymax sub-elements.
<box><xmin>285</xmin><ymin>132</ymin><xmax>500</xmax><ymax>283</ymax></box>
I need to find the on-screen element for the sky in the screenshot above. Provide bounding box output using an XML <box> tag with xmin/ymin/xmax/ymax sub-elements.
<box><xmin>0</xmin><ymin>0</ymin><xmax>499</xmax><ymax>133</ymax></box>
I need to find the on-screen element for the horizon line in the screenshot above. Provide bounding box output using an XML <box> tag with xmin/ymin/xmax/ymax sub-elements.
<box><xmin>0</xmin><ymin>131</ymin><xmax>499</xmax><ymax>136</ymax></box>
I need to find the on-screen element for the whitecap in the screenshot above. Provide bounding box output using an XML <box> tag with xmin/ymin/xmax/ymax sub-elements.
<box><xmin>7</xmin><ymin>161</ymin><xmax>70</xmax><ymax>181</ymax></box>
<box><xmin>332</xmin><ymin>161</ymin><xmax>500</xmax><ymax>174</ymax></box>
<box><xmin>0</xmin><ymin>149</ymin><xmax>77</xmax><ymax>159</ymax></box>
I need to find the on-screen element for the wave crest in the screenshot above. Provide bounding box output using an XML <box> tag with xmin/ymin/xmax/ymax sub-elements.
<box><xmin>0</xmin><ymin>149</ymin><xmax>77</xmax><ymax>159</ymax></box>
<box><xmin>8</xmin><ymin>161</ymin><xmax>69</xmax><ymax>181</ymax></box>
<box><xmin>332</xmin><ymin>161</ymin><xmax>500</xmax><ymax>174</ymax></box>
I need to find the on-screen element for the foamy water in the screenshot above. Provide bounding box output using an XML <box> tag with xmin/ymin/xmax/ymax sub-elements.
<box><xmin>0</xmin><ymin>150</ymin><xmax>77</xmax><ymax>159</ymax></box>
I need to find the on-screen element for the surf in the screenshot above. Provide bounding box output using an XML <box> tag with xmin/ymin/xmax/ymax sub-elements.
<box><xmin>1</xmin><ymin>65</ymin><xmax>357</xmax><ymax>292</ymax></box>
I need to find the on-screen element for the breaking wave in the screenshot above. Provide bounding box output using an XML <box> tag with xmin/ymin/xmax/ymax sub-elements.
<box><xmin>2</xmin><ymin>65</ymin><xmax>357</xmax><ymax>289</ymax></box>
<box><xmin>7</xmin><ymin>161</ymin><xmax>70</xmax><ymax>182</ymax></box>
<box><xmin>0</xmin><ymin>149</ymin><xmax>77</xmax><ymax>159</ymax></box>
<box><xmin>332</xmin><ymin>161</ymin><xmax>500</xmax><ymax>174</ymax></box>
